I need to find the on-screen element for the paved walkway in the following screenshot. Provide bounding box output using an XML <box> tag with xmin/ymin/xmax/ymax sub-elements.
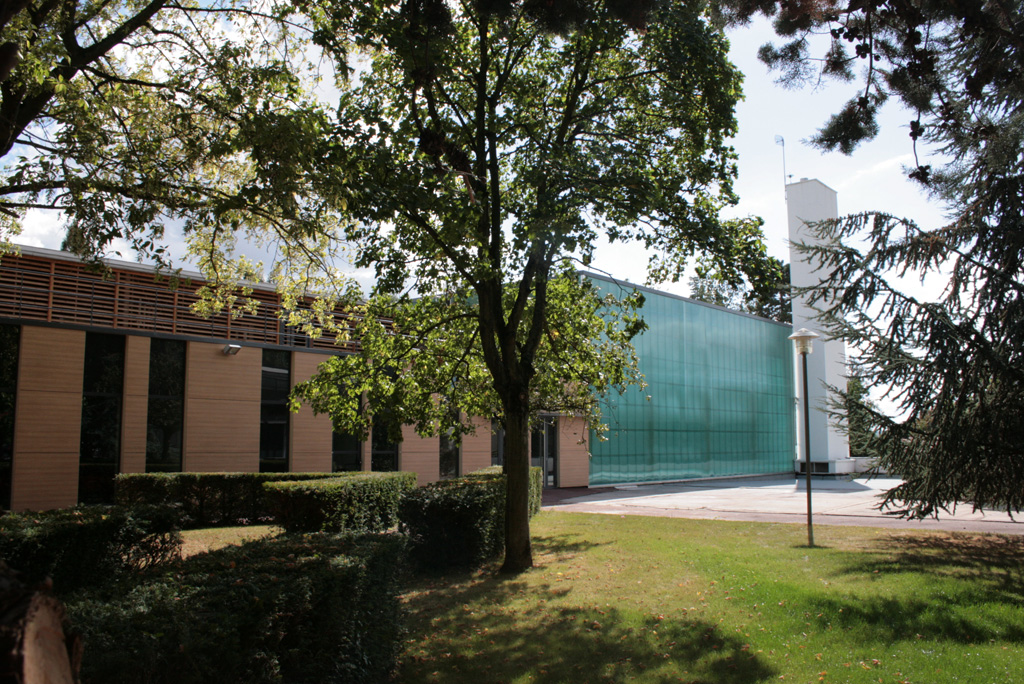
<box><xmin>542</xmin><ymin>476</ymin><xmax>1024</xmax><ymax>535</ymax></box>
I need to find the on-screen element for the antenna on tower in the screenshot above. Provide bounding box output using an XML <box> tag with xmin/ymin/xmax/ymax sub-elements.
<box><xmin>774</xmin><ymin>135</ymin><xmax>789</xmax><ymax>199</ymax></box>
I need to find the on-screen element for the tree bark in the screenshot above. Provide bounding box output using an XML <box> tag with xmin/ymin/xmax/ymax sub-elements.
<box><xmin>500</xmin><ymin>402</ymin><xmax>533</xmax><ymax>573</ymax></box>
<box><xmin>0</xmin><ymin>563</ymin><xmax>80</xmax><ymax>684</ymax></box>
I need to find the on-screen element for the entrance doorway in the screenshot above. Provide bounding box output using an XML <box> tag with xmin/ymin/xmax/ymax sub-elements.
<box><xmin>531</xmin><ymin>415</ymin><xmax>558</xmax><ymax>488</ymax></box>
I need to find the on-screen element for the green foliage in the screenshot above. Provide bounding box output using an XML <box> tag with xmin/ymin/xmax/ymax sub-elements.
<box><xmin>115</xmin><ymin>472</ymin><xmax>352</xmax><ymax>528</ymax></box>
<box><xmin>688</xmin><ymin>253</ymin><xmax>791</xmax><ymax>323</ymax></box>
<box><xmin>839</xmin><ymin>376</ymin><xmax>881</xmax><ymax>463</ymax></box>
<box><xmin>400</xmin><ymin>476</ymin><xmax>506</xmax><ymax>570</ymax></box>
<box><xmin>264</xmin><ymin>472</ymin><xmax>416</xmax><ymax>533</ymax></box>
<box><xmin>0</xmin><ymin>505</ymin><xmax>181</xmax><ymax>594</ymax></box>
<box><xmin>281</xmin><ymin>0</ymin><xmax>778</xmax><ymax>571</ymax></box>
<box><xmin>465</xmin><ymin>465</ymin><xmax>543</xmax><ymax>517</ymax></box>
<box><xmin>721</xmin><ymin>2</ymin><xmax>1024</xmax><ymax>516</ymax></box>
<box><xmin>68</xmin><ymin>532</ymin><xmax>406</xmax><ymax>684</ymax></box>
<box><xmin>0</xmin><ymin>0</ymin><xmax>355</xmax><ymax>290</ymax></box>
<box><xmin>400</xmin><ymin>466</ymin><xmax>542</xmax><ymax>570</ymax></box>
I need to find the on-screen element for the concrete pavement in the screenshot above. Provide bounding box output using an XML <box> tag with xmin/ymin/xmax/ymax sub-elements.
<box><xmin>542</xmin><ymin>476</ymin><xmax>1024</xmax><ymax>535</ymax></box>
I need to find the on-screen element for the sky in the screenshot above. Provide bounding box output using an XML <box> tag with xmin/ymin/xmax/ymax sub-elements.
<box><xmin>588</xmin><ymin>17</ymin><xmax>949</xmax><ymax>298</ymax></box>
<box><xmin>14</xmin><ymin>15</ymin><xmax>950</xmax><ymax>302</ymax></box>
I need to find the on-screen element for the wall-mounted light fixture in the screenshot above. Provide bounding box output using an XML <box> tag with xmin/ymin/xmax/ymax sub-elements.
<box><xmin>222</xmin><ymin>344</ymin><xmax>241</xmax><ymax>356</ymax></box>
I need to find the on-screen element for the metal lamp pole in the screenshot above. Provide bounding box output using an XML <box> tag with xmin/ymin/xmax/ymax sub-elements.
<box><xmin>789</xmin><ymin>328</ymin><xmax>820</xmax><ymax>548</ymax></box>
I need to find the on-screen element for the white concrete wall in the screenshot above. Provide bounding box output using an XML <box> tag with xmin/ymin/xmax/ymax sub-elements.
<box><xmin>787</xmin><ymin>178</ymin><xmax>853</xmax><ymax>472</ymax></box>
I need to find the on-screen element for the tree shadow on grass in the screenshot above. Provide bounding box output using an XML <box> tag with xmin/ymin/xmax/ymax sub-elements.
<box><xmin>810</xmin><ymin>591</ymin><xmax>1024</xmax><ymax>643</ymax></box>
<box><xmin>810</xmin><ymin>533</ymin><xmax>1024</xmax><ymax>643</ymax></box>
<box><xmin>399</xmin><ymin>536</ymin><xmax>777</xmax><ymax>684</ymax></box>
<box><xmin>837</xmin><ymin>533</ymin><xmax>1024</xmax><ymax>601</ymax></box>
<box><xmin>531</xmin><ymin>530</ymin><xmax>607</xmax><ymax>562</ymax></box>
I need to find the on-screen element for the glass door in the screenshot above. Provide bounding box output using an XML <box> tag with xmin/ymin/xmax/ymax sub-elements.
<box><xmin>530</xmin><ymin>415</ymin><xmax>558</xmax><ymax>488</ymax></box>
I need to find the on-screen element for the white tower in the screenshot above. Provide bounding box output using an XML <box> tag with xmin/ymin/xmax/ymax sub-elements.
<box><xmin>787</xmin><ymin>178</ymin><xmax>854</xmax><ymax>474</ymax></box>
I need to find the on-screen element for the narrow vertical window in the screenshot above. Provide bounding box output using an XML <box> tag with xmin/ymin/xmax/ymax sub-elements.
<box><xmin>491</xmin><ymin>419</ymin><xmax>504</xmax><ymax>467</ymax></box>
<box><xmin>80</xmin><ymin>332</ymin><xmax>124</xmax><ymax>504</ymax></box>
<box><xmin>439</xmin><ymin>432</ymin><xmax>460</xmax><ymax>480</ymax></box>
<box><xmin>260</xmin><ymin>349</ymin><xmax>290</xmax><ymax>472</ymax></box>
<box><xmin>332</xmin><ymin>381</ymin><xmax>362</xmax><ymax>472</ymax></box>
<box><xmin>146</xmin><ymin>338</ymin><xmax>185</xmax><ymax>472</ymax></box>
<box><xmin>530</xmin><ymin>415</ymin><xmax>559</xmax><ymax>488</ymax></box>
<box><xmin>0</xmin><ymin>324</ymin><xmax>19</xmax><ymax>509</ymax></box>
<box><xmin>439</xmin><ymin>405</ymin><xmax>460</xmax><ymax>479</ymax></box>
<box><xmin>370</xmin><ymin>409</ymin><xmax>399</xmax><ymax>472</ymax></box>
<box><xmin>332</xmin><ymin>431</ymin><xmax>361</xmax><ymax>472</ymax></box>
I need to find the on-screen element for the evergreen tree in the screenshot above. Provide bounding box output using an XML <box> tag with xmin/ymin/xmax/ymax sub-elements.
<box><xmin>721</xmin><ymin>1</ymin><xmax>1024</xmax><ymax>516</ymax></box>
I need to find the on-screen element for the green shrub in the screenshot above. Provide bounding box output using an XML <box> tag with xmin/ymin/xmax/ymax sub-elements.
<box><xmin>68</xmin><ymin>533</ymin><xmax>406</xmax><ymax>684</ymax></box>
<box><xmin>115</xmin><ymin>472</ymin><xmax>352</xmax><ymax>528</ymax></box>
<box><xmin>0</xmin><ymin>505</ymin><xmax>181</xmax><ymax>594</ymax></box>
<box><xmin>399</xmin><ymin>476</ymin><xmax>505</xmax><ymax>570</ymax></box>
<box><xmin>264</xmin><ymin>472</ymin><xmax>417</xmax><ymax>533</ymax></box>
<box><xmin>400</xmin><ymin>466</ymin><xmax>543</xmax><ymax>570</ymax></box>
<box><xmin>465</xmin><ymin>465</ymin><xmax>544</xmax><ymax>516</ymax></box>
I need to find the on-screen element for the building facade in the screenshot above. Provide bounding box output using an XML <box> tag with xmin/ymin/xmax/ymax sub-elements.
<box><xmin>0</xmin><ymin>247</ymin><xmax>590</xmax><ymax>511</ymax></box>
<box><xmin>587</xmin><ymin>274</ymin><xmax>797</xmax><ymax>485</ymax></box>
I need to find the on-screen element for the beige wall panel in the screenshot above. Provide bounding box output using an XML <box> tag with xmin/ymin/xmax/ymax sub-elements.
<box><xmin>292</xmin><ymin>351</ymin><xmax>329</xmax><ymax>384</ymax></box>
<box><xmin>11</xmin><ymin>452</ymin><xmax>79</xmax><ymax>511</ymax></box>
<box><xmin>121</xmin><ymin>335</ymin><xmax>150</xmax><ymax>473</ymax></box>
<box><xmin>13</xmin><ymin>388</ymin><xmax>82</xmax><ymax>457</ymax></box>
<box><xmin>16</xmin><ymin>326</ymin><xmax>84</xmax><ymax>402</ymax></box>
<box><xmin>290</xmin><ymin>418</ymin><xmax>332</xmax><ymax>473</ymax></box>
<box><xmin>289</xmin><ymin>352</ymin><xmax>332</xmax><ymax>473</ymax></box>
<box><xmin>12</xmin><ymin>326</ymin><xmax>85</xmax><ymax>511</ymax></box>
<box><xmin>186</xmin><ymin>452</ymin><xmax>258</xmax><ymax>474</ymax></box>
<box><xmin>460</xmin><ymin>416</ymin><xmax>493</xmax><ymax>475</ymax></box>
<box><xmin>185</xmin><ymin>398</ymin><xmax>260</xmax><ymax>471</ymax></box>
<box><xmin>184</xmin><ymin>342</ymin><xmax>260</xmax><ymax>473</ymax></box>
<box><xmin>400</xmin><ymin>425</ymin><xmax>439</xmax><ymax>487</ymax></box>
<box><xmin>186</xmin><ymin>342</ymin><xmax>261</xmax><ymax>400</ymax></box>
<box><xmin>558</xmin><ymin>416</ymin><xmax>590</xmax><ymax>488</ymax></box>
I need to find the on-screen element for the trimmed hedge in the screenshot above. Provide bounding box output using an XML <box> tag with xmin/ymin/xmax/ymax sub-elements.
<box><xmin>115</xmin><ymin>472</ymin><xmax>353</xmax><ymax>528</ymax></box>
<box><xmin>0</xmin><ymin>505</ymin><xmax>181</xmax><ymax>594</ymax></box>
<box><xmin>68</xmin><ymin>533</ymin><xmax>406</xmax><ymax>684</ymax></box>
<box><xmin>465</xmin><ymin>465</ymin><xmax>544</xmax><ymax>515</ymax></box>
<box><xmin>399</xmin><ymin>466</ymin><xmax>543</xmax><ymax>570</ymax></box>
<box><xmin>264</xmin><ymin>472</ymin><xmax>417</xmax><ymax>533</ymax></box>
<box><xmin>399</xmin><ymin>477</ymin><xmax>504</xmax><ymax>569</ymax></box>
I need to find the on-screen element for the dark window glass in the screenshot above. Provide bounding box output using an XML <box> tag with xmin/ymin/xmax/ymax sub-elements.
<box><xmin>439</xmin><ymin>432</ymin><xmax>460</xmax><ymax>480</ymax></box>
<box><xmin>260</xmin><ymin>349</ymin><xmax>291</xmax><ymax>473</ymax></box>
<box><xmin>332</xmin><ymin>380</ymin><xmax>362</xmax><ymax>472</ymax></box>
<box><xmin>491</xmin><ymin>420</ymin><xmax>504</xmax><ymax>467</ymax></box>
<box><xmin>531</xmin><ymin>415</ymin><xmax>558</xmax><ymax>488</ymax></box>
<box><xmin>371</xmin><ymin>411</ymin><xmax>398</xmax><ymax>472</ymax></box>
<box><xmin>80</xmin><ymin>333</ymin><xmax>124</xmax><ymax>504</ymax></box>
<box><xmin>332</xmin><ymin>431</ymin><xmax>361</xmax><ymax>472</ymax></box>
<box><xmin>0</xmin><ymin>324</ymin><xmax>19</xmax><ymax>509</ymax></box>
<box><xmin>146</xmin><ymin>338</ymin><xmax>185</xmax><ymax>473</ymax></box>
<box><xmin>263</xmin><ymin>349</ymin><xmax>291</xmax><ymax>371</ymax></box>
<box><xmin>261</xmin><ymin>369</ymin><xmax>290</xmax><ymax>403</ymax></box>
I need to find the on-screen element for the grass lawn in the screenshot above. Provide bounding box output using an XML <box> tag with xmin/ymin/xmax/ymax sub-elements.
<box><xmin>179</xmin><ymin>524</ymin><xmax>280</xmax><ymax>557</ymax></box>
<box><xmin>398</xmin><ymin>512</ymin><xmax>1024</xmax><ymax>684</ymax></box>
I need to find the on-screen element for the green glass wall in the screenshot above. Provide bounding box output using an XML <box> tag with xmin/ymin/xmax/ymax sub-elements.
<box><xmin>589</xmin><ymin>276</ymin><xmax>795</xmax><ymax>485</ymax></box>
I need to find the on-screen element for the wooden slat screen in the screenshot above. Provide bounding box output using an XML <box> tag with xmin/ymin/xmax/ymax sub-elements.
<box><xmin>0</xmin><ymin>252</ymin><xmax>358</xmax><ymax>351</ymax></box>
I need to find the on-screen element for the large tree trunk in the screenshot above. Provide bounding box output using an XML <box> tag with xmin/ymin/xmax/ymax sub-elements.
<box><xmin>500</xmin><ymin>404</ymin><xmax>533</xmax><ymax>573</ymax></box>
<box><xmin>0</xmin><ymin>563</ymin><xmax>80</xmax><ymax>684</ymax></box>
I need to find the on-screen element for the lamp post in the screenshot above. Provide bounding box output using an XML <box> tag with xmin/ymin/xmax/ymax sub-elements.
<box><xmin>789</xmin><ymin>327</ymin><xmax>820</xmax><ymax>548</ymax></box>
